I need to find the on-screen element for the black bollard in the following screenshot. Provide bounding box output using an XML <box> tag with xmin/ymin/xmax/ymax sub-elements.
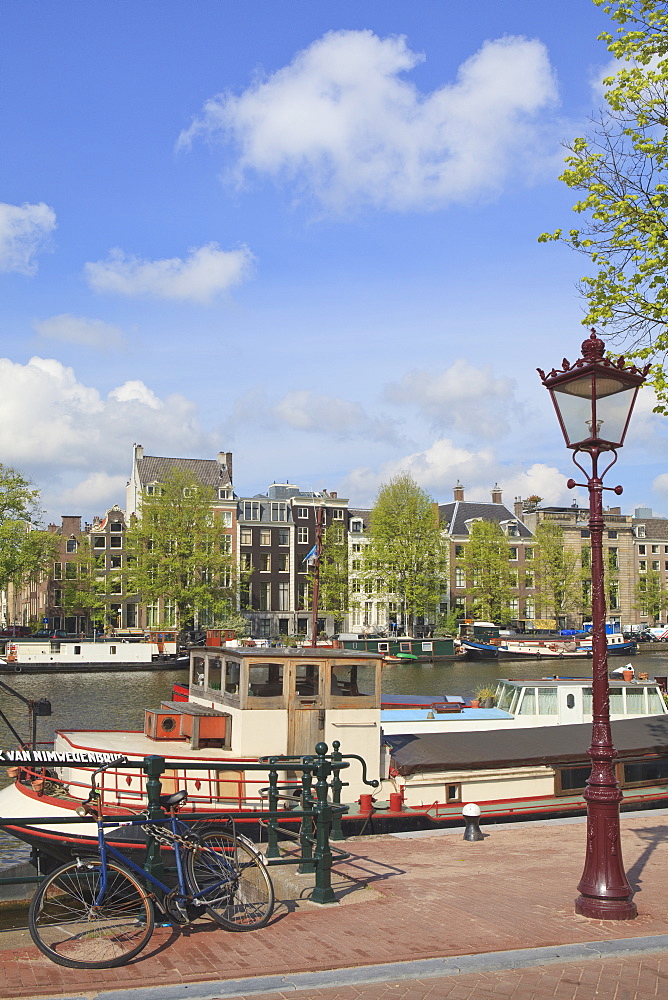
<box><xmin>462</xmin><ymin>803</ymin><xmax>484</xmax><ymax>841</ymax></box>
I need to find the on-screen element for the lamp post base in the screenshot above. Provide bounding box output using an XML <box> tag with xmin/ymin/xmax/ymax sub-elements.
<box><xmin>575</xmin><ymin>895</ymin><xmax>637</xmax><ymax>920</ymax></box>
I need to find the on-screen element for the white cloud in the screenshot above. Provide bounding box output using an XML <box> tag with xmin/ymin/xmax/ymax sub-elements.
<box><xmin>0</xmin><ymin>201</ymin><xmax>56</xmax><ymax>274</ymax></box>
<box><xmin>273</xmin><ymin>389</ymin><xmax>399</xmax><ymax>442</ymax></box>
<box><xmin>341</xmin><ymin>438</ymin><xmax>568</xmax><ymax>508</ymax></box>
<box><xmin>58</xmin><ymin>473</ymin><xmax>129</xmax><ymax>511</ymax></box>
<box><xmin>34</xmin><ymin>314</ymin><xmax>126</xmax><ymax>349</ymax></box>
<box><xmin>0</xmin><ymin>356</ymin><xmax>219</xmax><ymax>517</ymax></box>
<box><xmin>85</xmin><ymin>242</ymin><xmax>254</xmax><ymax>303</ymax></box>
<box><xmin>180</xmin><ymin>30</ymin><xmax>559</xmax><ymax>211</ymax></box>
<box><xmin>385</xmin><ymin>360</ymin><xmax>517</xmax><ymax>439</ymax></box>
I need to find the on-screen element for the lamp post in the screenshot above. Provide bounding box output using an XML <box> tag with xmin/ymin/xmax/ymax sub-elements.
<box><xmin>538</xmin><ymin>330</ymin><xmax>649</xmax><ymax>920</ymax></box>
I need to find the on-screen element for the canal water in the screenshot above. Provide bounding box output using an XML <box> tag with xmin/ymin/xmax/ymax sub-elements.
<box><xmin>2</xmin><ymin>651</ymin><xmax>668</xmax><ymax>867</ymax></box>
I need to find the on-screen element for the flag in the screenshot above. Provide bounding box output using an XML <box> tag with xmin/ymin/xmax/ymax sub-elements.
<box><xmin>302</xmin><ymin>544</ymin><xmax>318</xmax><ymax>565</ymax></box>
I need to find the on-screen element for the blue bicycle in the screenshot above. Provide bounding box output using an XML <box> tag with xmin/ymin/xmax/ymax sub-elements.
<box><xmin>28</xmin><ymin>757</ymin><xmax>274</xmax><ymax>969</ymax></box>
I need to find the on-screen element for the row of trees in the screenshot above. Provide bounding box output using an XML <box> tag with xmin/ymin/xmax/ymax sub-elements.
<box><xmin>316</xmin><ymin>474</ymin><xmax>615</xmax><ymax>630</ymax></box>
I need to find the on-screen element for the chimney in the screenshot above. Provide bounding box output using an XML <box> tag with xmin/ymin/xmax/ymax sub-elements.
<box><xmin>491</xmin><ymin>483</ymin><xmax>502</xmax><ymax>504</ymax></box>
<box><xmin>453</xmin><ymin>481</ymin><xmax>464</xmax><ymax>502</ymax></box>
<box><xmin>217</xmin><ymin>451</ymin><xmax>233</xmax><ymax>485</ymax></box>
<box><xmin>514</xmin><ymin>497</ymin><xmax>524</xmax><ymax>519</ymax></box>
<box><xmin>330</xmin><ymin>491</ymin><xmax>337</xmax><ymax>499</ymax></box>
<box><xmin>134</xmin><ymin>443</ymin><xmax>144</xmax><ymax>461</ymax></box>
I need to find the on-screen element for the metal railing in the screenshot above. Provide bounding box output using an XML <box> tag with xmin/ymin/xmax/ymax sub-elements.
<box><xmin>0</xmin><ymin>741</ymin><xmax>378</xmax><ymax>906</ymax></box>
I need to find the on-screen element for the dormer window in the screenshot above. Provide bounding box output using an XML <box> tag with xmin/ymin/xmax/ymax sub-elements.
<box><xmin>636</xmin><ymin>525</ymin><xmax>646</xmax><ymax>538</ymax></box>
<box><xmin>350</xmin><ymin>520</ymin><xmax>363</xmax><ymax>533</ymax></box>
<box><xmin>66</xmin><ymin>538</ymin><xmax>77</xmax><ymax>553</ymax></box>
<box><xmin>218</xmin><ymin>488</ymin><xmax>230</xmax><ymax>500</ymax></box>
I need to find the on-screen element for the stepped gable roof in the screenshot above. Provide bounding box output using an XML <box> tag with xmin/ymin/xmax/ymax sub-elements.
<box><xmin>137</xmin><ymin>455</ymin><xmax>231</xmax><ymax>489</ymax></box>
<box><xmin>387</xmin><ymin>714</ymin><xmax>668</xmax><ymax>774</ymax></box>
<box><xmin>439</xmin><ymin>500</ymin><xmax>533</xmax><ymax>538</ymax></box>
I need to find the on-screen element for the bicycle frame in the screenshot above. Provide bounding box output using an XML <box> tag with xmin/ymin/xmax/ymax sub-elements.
<box><xmin>89</xmin><ymin>812</ymin><xmax>232</xmax><ymax>909</ymax></box>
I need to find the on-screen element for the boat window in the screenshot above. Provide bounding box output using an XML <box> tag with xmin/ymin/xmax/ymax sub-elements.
<box><xmin>583</xmin><ymin>687</ymin><xmax>593</xmax><ymax>714</ymax></box>
<box><xmin>248</xmin><ymin>663</ymin><xmax>284</xmax><ymax>697</ymax></box>
<box><xmin>109</xmin><ymin>645</ymin><xmax>116</xmax><ymax>655</ymax></box>
<box><xmin>224</xmin><ymin>659</ymin><xmax>240</xmax><ymax>695</ymax></box>
<box><xmin>566</xmin><ymin>694</ymin><xmax>575</xmax><ymax>709</ymax></box>
<box><xmin>296</xmin><ymin>663</ymin><xmax>319</xmax><ymax>696</ymax></box>
<box><xmin>625</xmin><ymin>687</ymin><xmax>646</xmax><ymax>714</ymax></box>
<box><xmin>445</xmin><ymin>783</ymin><xmax>461</xmax><ymax>803</ymax></box>
<box><xmin>400</xmin><ymin>642</ymin><xmax>411</xmax><ymax>652</ymax></box>
<box><xmin>518</xmin><ymin>688</ymin><xmax>536</xmax><ymax>714</ymax></box>
<box><xmin>50</xmin><ymin>642</ymin><xmax>60</xmax><ymax>654</ymax></box>
<box><xmin>331</xmin><ymin>663</ymin><xmax>375</xmax><ymax>697</ymax></box>
<box><xmin>208</xmin><ymin>658</ymin><xmax>222</xmax><ymax>691</ymax></box>
<box><xmin>74</xmin><ymin>645</ymin><xmax>81</xmax><ymax>655</ymax></box>
<box><xmin>537</xmin><ymin>688</ymin><xmax>558</xmax><ymax>715</ymax></box>
<box><xmin>648</xmin><ymin>689</ymin><xmax>665</xmax><ymax>713</ymax></box>
<box><xmin>623</xmin><ymin>759</ymin><xmax>668</xmax><ymax>786</ymax></box>
<box><xmin>557</xmin><ymin>766</ymin><xmax>591</xmax><ymax>794</ymax></box>
<box><xmin>496</xmin><ymin>683</ymin><xmax>514</xmax><ymax>712</ymax></box>
<box><xmin>509</xmin><ymin>689</ymin><xmax>521</xmax><ymax>714</ymax></box>
<box><xmin>378</xmin><ymin>642</ymin><xmax>389</xmax><ymax>652</ymax></box>
<box><xmin>421</xmin><ymin>642</ymin><xmax>433</xmax><ymax>652</ymax></box>
<box><xmin>192</xmin><ymin>656</ymin><xmax>205</xmax><ymax>687</ymax></box>
<box><xmin>609</xmin><ymin>688</ymin><xmax>624</xmax><ymax>714</ymax></box>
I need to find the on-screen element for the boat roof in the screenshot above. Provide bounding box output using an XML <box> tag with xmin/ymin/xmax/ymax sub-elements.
<box><xmin>499</xmin><ymin>677</ymin><xmax>657</xmax><ymax>688</ymax></box>
<box><xmin>198</xmin><ymin>647</ymin><xmax>382</xmax><ymax>660</ymax></box>
<box><xmin>386</xmin><ymin>715</ymin><xmax>668</xmax><ymax>775</ymax></box>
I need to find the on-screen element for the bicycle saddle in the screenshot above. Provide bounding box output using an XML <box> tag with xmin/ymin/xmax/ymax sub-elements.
<box><xmin>159</xmin><ymin>789</ymin><xmax>188</xmax><ymax>808</ymax></box>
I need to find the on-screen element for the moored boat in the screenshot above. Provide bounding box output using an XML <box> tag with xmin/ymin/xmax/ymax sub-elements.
<box><xmin>0</xmin><ymin>630</ymin><xmax>185</xmax><ymax>674</ymax></box>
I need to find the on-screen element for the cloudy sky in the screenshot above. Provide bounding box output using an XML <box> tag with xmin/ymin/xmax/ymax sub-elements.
<box><xmin>1</xmin><ymin>1</ymin><xmax>666</xmax><ymax>522</ymax></box>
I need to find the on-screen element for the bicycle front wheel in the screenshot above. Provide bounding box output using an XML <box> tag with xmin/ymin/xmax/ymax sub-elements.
<box><xmin>29</xmin><ymin>858</ymin><xmax>154</xmax><ymax>969</ymax></box>
<box><xmin>186</xmin><ymin>828</ymin><xmax>274</xmax><ymax>930</ymax></box>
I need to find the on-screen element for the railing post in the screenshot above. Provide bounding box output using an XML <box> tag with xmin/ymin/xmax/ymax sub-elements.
<box><xmin>143</xmin><ymin>755</ymin><xmax>166</xmax><ymax>880</ymax></box>
<box><xmin>329</xmin><ymin>740</ymin><xmax>346</xmax><ymax>842</ymax></box>
<box><xmin>298</xmin><ymin>758</ymin><xmax>316</xmax><ymax>874</ymax></box>
<box><xmin>264</xmin><ymin>759</ymin><xmax>281</xmax><ymax>859</ymax></box>
<box><xmin>311</xmin><ymin>742</ymin><xmax>337</xmax><ymax>904</ymax></box>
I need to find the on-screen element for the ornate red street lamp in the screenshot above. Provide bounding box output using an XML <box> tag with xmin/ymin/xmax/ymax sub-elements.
<box><xmin>538</xmin><ymin>330</ymin><xmax>649</xmax><ymax>920</ymax></box>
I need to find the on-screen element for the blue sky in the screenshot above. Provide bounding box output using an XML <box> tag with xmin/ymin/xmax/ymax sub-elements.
<box><xmin>1</xmin><ymin>0</ymin><xmax>666</xmax><ymax>522</ymax></box>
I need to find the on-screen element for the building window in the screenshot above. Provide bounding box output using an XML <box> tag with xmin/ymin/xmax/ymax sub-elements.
<box><xmin>525</xmin><ymin>547</ymin><xmax>533</xmax><ymax>560</ymax></box>
<box><xmin>278</xmin><ymin>582</ymin><xmax>289</xmax><ymax>611</ymax></box>
<box><xmin>278</xmin><ymin>553</ymin><xmax>288</xmax><ymax>572</ymax></box>
<box><xmin>608</xmin><ymin>548</ymin><xmax>618</xmax><ymax>570</ymax></box>
<box><xmin>508</xmin><ymin>547</ymin><xmax>518</xmax><ymax>560</ymax></box>
<box><xmin>53</xmin><ymin>562</ymin><xmax>62</xmax><ymax>580</ymax></box>
<box><xmin>455</xmin><ymin>544</ymin><xmax>464</xmax><ymax>557</ymax></box>
<box><xmin>653</xmin><ymin>561</ymin><xmax>660</xmax><ymax>571</ymax></box>
<box><xmin>65</xmin><ymin>563</ymin><xmax>77</xmax><ymax>580</ymax></box>
<box><xmin>639</xmin><ymin>560</ymin><xmax>647</xmax><ymax>572</ymax></box>
<box><xmin>260</xmin><ymin>554</ymin><xmax>271</xmax><ymax>572</ymax></box>
<box><xmin>352</xmin><ymin>580</ymin><xmax>361</xmax><ymax>593</ymax></box>
<box><xmin>352</xmin><ymin>543</ymin><xmax>362</xmax><ymax>552</ymax></box>
<box><xmin>609</xmin><ymin>582</ymin><xmax>619</xmax><ymax>610</ymax></box>
<box><xmin>297</xmin><ymin>507</ymin><xmax>309</xmax><ymax>518</ymax></box>
<box><xmin>93</xmin><ymin>536</ymin><xmax>105</xmax><ymax>549</ymax></box>
<box><xmin>243</xmin><ymin>502</ymin><xmax>261</xmax><ymax>520</ymax></box>
<box><xmin>218</xmin><ymin>488</ymin><xmax>230</xmax><ymax>500</ymax></box>
<box><xmin>240</xmin><ymin>553</ymin><xmax>252</xmax><ymax>571</ymax></box>
<box><xmin>298</xmin><ymin>581</ymin><xmax>309</xmax><ymax>608</ymax></box>
<box><xmin>608</xmin><ymin>530</ymin><xmax>617</xmax><ymax>539</ymax></box>
<box><xmin>66</xmin><ymin>538</ymin><xmax>77</xmax><ymax>553</ymax></box>
<box><xmin>525</xmin><ymin>600</ymin><xmax>535</xmax><ymax>620</ymax></box>
<box><xmin>332</xmin><ymin>509</ymin><xmax>344</xmax><ymax>519</ymax></box>
<box><xmin>278</xmin><ymin>528</ymin><xmax>289</xmax><ymax>545</ymax></box>
<box><xmin>525</xmin><ymin>573</ymin><xmax>534</xmax><ymax>588</ymax></box>
<box><xmin>110</xmin><ymin>536</ymin><xmax>122</xmax><ymax>548</ymax></box>
<box><xmin>638</xmin><ymin>544</ymin><xmax>646</xmax><ymax>555</ymax></box>
<box><xmin>221</xmin><ymin>535</ymin><xmax>232</xmax><ymax>554</ymax></box>
<box><xmin>652</xmin><ymin>544</ymin><xmax>660</xmax><ymax>554</ymax></box>
<box><xmin>219</xmin><ymin>511</ymin><xmax>232</xmax><ymax>527</ymax></box>
<box><xmin>270</xmin><ymin>503</ymin><xmax>287</xmax><ymax>521</ymax></box>
<box><xmin>53</xmin><ymin>589</ymin><xmax>62</xmax><ymax>606</ymax></box>
<box><xmin>260</xmin><ymin>529</ymin><xmax>271</xmax><ymax>546</ymax></box>
<box><xmin>455</xmin><ymin>567</ymin><xmax>465</xmax><ymax>588</ymax></box>
<box><xmin>510</xmin><ymin>597</ymin><xmax>519</xmax><ymax>616</ymax></box>
<box><xmin>259</xmin><ymin>583</ymin><xmax>270</xmax><ymax>611</ymax></box>
<box><xmin>109</xmin><ymin>578</ymin><xmax>123</xmax><ymax>595</ymax></box>
<box><xmin>240</xmin><ymin>528</ymin><xmax>252</xmax><ymax>545</ymax></box>
<box><xmin>352</xmin><ymin>559</ymin><xmax>361</xmax><ymax>570</ymax></box>
<box><xmin>298</xmin><ymin>527</ymin><xmax>309</xmax><ymax>544</ymax></box>
<box><xmin>637</xmin><ymin>525</ymin><xmax>646</xmax><ymax>537</ymax></box>
<box><xmin>580</xmin><ymin>529</ymin><xmax>590</xmax><ymax>538</ymax></box>
<box><xmin>350</xmin><ymin>520</ymin><xmax>363</xmax><ymax>533</ymax></box>
<box><xmin>110</xmin><ymin>555</ymin><xmax>122</xmax><ymax>569</ymax></box>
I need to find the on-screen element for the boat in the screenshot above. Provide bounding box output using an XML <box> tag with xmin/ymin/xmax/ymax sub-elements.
<box><xmin>2</xmin><ymin>641</ymin><xmax>668</xmax><ymax>865</ymax></box>
<box><xmin>497</xmin><ymin>633</ymin><xmax>638</xmax><ymax>660</ymax></box>
<box><xmin>0</xmin><ymin>630</ymin><xmax>186</xmax><ymax>674</ymax></box>
<box><xmin>458</xmin><ymin>620</ymin><xmax>505</xmax><ymax>658</ymax></box>
<box><xmin>338</xmin><ymin>636</ymin><xmax>457</xmax><ymax>660</ymax></box>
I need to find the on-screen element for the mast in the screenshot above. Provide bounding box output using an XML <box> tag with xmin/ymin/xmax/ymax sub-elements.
<box><xmin>309</xmin><ymin>505</ymin><xmax>324</xmax><ymax>646</ymax></box>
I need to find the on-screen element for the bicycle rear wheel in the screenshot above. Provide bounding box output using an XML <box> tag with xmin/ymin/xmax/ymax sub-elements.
<box><xmin>29</xmin><ymin>858</ymin><xmax>154</xmax><ymax>969</ymax></box>
<box><xmin>186</xmin><ymin>828</ymin><xmax>274</xmax><ymax>930</ymax></box>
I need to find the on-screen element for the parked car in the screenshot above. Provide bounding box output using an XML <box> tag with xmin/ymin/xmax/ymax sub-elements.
<box><xmin>30</xmin><ymin>629</ymin><xmax>69</xmax><ymax>639</ymax></box>
<box><xmin>0</xmin><ymin>625</ymin><xmax>32</xmax><ymax>638</ymax></box>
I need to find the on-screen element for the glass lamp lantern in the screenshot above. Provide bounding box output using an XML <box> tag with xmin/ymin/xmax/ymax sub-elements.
<box><xmin>538</xmin><ymin>331</ymin><xmax>648</xmax><ymax>452</ymax></box>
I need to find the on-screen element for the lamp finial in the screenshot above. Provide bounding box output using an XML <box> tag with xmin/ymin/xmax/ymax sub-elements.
<box><xmin>582</xmin><ymin>329</ymin><xmax>605</xmax><ymax>362</ymax></box>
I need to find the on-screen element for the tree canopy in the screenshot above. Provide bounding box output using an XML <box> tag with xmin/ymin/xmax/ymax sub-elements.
<box><xmin>124</xmin><ymin>468</ymin><xmax>236</xmax><ymax>627</ymax></box>
<box><xmin>533</xmin><ymin>521</ymin><xmax>582</xmax><ymax>622</ymax></box>
<box><xmin>540</xmin><ymin>0</ymin><xmax>668</xmax><ymax>408</ymax></box>
<box><xmin>364</xmin><ymin>474</ymin><xmax>447</xmax><ymax>630</ymax></box>
<box><xmin>312</xmin><ymin>520</ymin><xmax>349</xmax><ymax>618</ymax></box>
<box><xmin>461</xmin><ymin>520</ymin><xmax>513</xmax><ymax>624</ymax></box>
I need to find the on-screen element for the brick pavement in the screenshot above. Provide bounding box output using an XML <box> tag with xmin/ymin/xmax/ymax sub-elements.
<box><xmin>0</xmin><ymin>812</ymin><xmax>667</xmax><ymax>999</ymax></box>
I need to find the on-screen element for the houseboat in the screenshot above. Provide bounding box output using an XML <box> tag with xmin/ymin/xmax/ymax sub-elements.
<box><xmin>2</xmin><ymin>644</ymin><xmax>668</xmax><ymax>865</ymax></box>
<box><xmin>338</xmin><ymin>636</ymin><xmax>457</xmax><ymax>660</ymax></box>
<box><xmin>497</xmin><ymin>632</ymin><xmax>637</xmax><ymax>659</ymax></box>
<box><xmin>0</xmin><ymin>630</ymin><xmax>184</xmax><ymax>674</ymax></box>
